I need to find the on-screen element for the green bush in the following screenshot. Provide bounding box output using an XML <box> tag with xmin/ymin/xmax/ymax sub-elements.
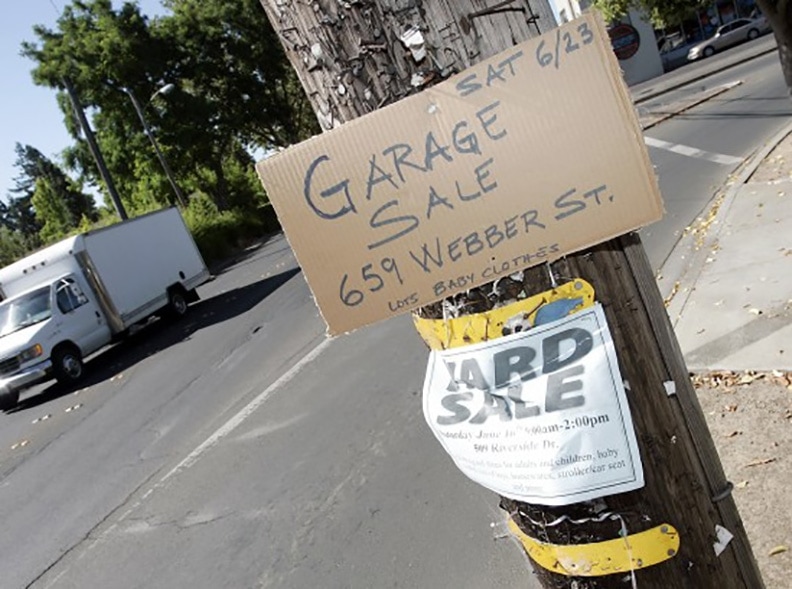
<box><xmin>1</xmin><ymin>194</ymin><xmax>283</xmax><ymax>270</ymax></box>
<box><xmin>258</xmin><ymin>203</ymin><xmax>282</xmax><ymax>234</ymax></box>
<box><xmin>181</xmin><ymin>194</ymin><xmax>281</xmax><ymax>265</ymax></box>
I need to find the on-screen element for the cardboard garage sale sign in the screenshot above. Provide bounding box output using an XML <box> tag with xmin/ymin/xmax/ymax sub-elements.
<box><xmin>256</xmin><ymin>13</ymin><xmax>663</xmax><ymax>334</ymax></box>
<box><xmin>422</xmin><ymin>304</ymin><xmax>643</xmax><ymax>505</ymax></box>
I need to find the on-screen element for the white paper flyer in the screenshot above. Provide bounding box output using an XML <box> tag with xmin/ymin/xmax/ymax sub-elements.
<box><xmin>422</xmin><ymin>303</ymin><xmax>644</xmax><ymax>505</ymax></box>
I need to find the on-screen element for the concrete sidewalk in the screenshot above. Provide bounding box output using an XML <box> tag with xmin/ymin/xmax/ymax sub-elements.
<box><xmin>658</xmin><ymin>118</ymin><xmax>792</xmax><ymax>586</ymax></box>
<box><xmin>663</xmin><ymin>121</ymin><xmax>792</xmax><ymax>371</ymax></box>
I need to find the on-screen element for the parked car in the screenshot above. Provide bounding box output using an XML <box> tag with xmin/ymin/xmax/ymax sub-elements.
<box><xmin>687</xmin><ymin>17</ymin><xmax>771</xmax><ymax>61</ymax></box>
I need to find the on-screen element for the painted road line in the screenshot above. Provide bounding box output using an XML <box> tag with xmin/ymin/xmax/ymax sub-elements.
<box><xmin>644</xmin><ymin>136</ymin><xmax>743</xmax><ymax>165</ymax></box>
<box><xmin>150</xmin><ymin>337</ymin><xmax>333</xmax><ymax>489</ymax></box>
<box><xmin>41</xmin><ymin>336</ymin><xmax>333</xmax><ymax>588</ymax></box>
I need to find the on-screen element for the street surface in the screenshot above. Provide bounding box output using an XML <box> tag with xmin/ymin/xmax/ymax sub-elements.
<box><xmin>1</xmin><ymin>45</ymin><xmax>790</xmax><ymax>589</ymax></box>
<box><xmin>639</xmin><ymin>50</ymin><xmax>792</xmax><ymax>271</ymax></box>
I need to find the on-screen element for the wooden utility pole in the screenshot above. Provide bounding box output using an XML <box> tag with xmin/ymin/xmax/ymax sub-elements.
<box><xmin>63</xmin><ymin>76</ymin><xmax>128</xmax><ymax>220</ymax></box>
<box><xmin>256</xmin><ymin>1</ymin><xmax>763</xmax><ymax>586</ymax></box>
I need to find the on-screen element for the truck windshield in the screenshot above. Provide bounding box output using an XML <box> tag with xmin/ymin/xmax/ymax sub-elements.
<box><xmin>0</xmin><ymin>287</ymin><xmax>53</xmax><ymax>337</ymax></box>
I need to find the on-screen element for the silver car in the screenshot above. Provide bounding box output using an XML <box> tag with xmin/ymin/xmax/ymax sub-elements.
<box><xmin>687</xmin><ymin>17</ymin><xmax>770</xmax><ymax>61</ymax></box>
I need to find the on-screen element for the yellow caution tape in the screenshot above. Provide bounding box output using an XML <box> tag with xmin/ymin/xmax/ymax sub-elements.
<box><xmin>412</xmin><ymin>279</ymin><xmax>595</xmax><ymax>350</ymax></box>
<box><xmin>508</xmin><ymin>519</ymin><xmax>680</xmax><ymax>577</ymax></box>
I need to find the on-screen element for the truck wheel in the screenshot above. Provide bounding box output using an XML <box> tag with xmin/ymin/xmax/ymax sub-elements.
<box><xmin>167</xmin><ymin>290</ymin><xmax>189</xmax><ymax>319</ymax></box>
<box><xmin>52</xmin><ymin>345</ymin><xmax>84</xmax><ymax>385</ymax></box>
<box><xmin>0</xmin><ymin>391</ymin><xmax>20</xmax><ymax>411</ymax></box>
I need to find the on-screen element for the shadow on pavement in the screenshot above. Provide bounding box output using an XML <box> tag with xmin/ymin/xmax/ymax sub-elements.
<box><xmin>6</xmin><ymin>267</ymin><xmax>301</xmax><ymax>413</ymax></box>
<box><xmin>675</xmin><ymin>111</ymin><xmax>792</xmax><ymax>120</ymax></box>
<box><xmin>209</xmin><ymin>233</ymin><xmax>291</xmax><ymax>278</ymax></box>
<box><xmin>683</xmin><ymin>304</ymin><xmax>791</xmax><ymax>368</ymax></box>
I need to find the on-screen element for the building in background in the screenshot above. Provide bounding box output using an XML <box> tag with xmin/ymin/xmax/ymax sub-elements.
<box><xmin>552</xmin><ymin>0</ymin><xmax>768</xmax><ymax>81</ymax></box>
<box><xmin>552</xmin><ymin>0</ymin><xmax>663</xmax><ymax>85</ymax></box>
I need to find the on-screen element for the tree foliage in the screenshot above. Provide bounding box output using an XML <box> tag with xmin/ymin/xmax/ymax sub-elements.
<box><xmin>0</xmin><ymin>143</ymin><xmax>98</xmax><ymax>261</ymax></box>
<box><xmin>0</xmin><ymin>226</ymin><xmax>31</xmax><ymax>268</ymax></box>
<box><xmin>593</xmin><ymin>0</ymin><xmax>710</xmax><ymax>27</ymax></box>
<box><xmin>11</xmin><ymin>143</ymin><xmax>96</xmax><ymax>228</ymax></box>
<box><xmin>0</xmin><ymin>0</ymin><xmax>317</xmax><ymax>266</ymax></box>
<box><xmin>18</xmin><ymin>0</ymin><xmax>317</xmax><ymax>227</ymax></box>
<box><xmin>160</xmin><ymin>0</ymin><xmax>317</xmax><ymax>149</ymax></box>
<box><xmin>31</xmin><ymin>177</ymin><xmax>76</xmax><ymax>242</ymax></box>
<box><xmin>0</xmin><ymin>194</ymin><xmax>40</xmax><ymax>241</ymax></box>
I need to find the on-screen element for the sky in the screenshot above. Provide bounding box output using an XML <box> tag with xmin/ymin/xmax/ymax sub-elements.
<box><xmin>0</xmin><ymin>0</ymin><xmax>566</xmax><ymax>205</ymax></box>
<box><xmin>0</xmin><ymin>0</ymin><xmax>167</xmax><ymax>203</ymax></box>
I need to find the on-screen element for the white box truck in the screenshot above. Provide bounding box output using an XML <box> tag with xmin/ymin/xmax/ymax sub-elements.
<box><xmin>0</xmin><ymin>208</ymin><xmax>210</xmax><ymax>409</ymax></box>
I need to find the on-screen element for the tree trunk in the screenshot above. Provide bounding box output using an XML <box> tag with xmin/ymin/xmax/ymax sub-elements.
<box><xmin>257</xmin><ymin>2</ymin><xmax>763</xmax><ymax>586</ymax></box>
<box><xmin>777</xmin><ymin>32</ymin><xmax>792</xmax><ymax>93</ymax></box>
<box><xmin>210</xmin><ymin>156</ymin><xmax>230</xmax><ymax>211</ymax></box>
<box><xmin>756</xmin><ymin>0</ymin><xmax>792</xmax><ymax>94</ymax></box>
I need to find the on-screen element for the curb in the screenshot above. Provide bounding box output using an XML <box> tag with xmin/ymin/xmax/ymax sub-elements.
<box><xmin>640</xmin><ymin>81</ymin><xmax>741</xmax><ymax>131</ymax></box>
<box><xmin>658</xmin><ymin>118</ymin><xmax>792</xmax><ymax>327</ymax></box>
<box><xmin>733</xmin><ymin>118</ymin><xmax>792</xmax><ymax>186</ymax></box>
<box><xmin>633</xmin><ymin>43</ymin><xmax>777</xmax><ymax>105</ymax></box>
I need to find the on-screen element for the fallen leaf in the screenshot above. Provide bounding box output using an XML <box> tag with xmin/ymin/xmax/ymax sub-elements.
<box><xmin>769</xmin><ymin>546</ymin><xmax>788</xmax><ymax>556</ymax></box>
<box><xmin>724</xmin><ymin>404</ymin><xmax>739</xmax><ymax>412</ymax></box>
<box><xmin>748</xmin><ymin>308</ymin><xmax>762</xmax><ymax>315</ymax></box>
<box><xmin>744</xmin><ymin>458</ymin><xmax>776</xmax><ymax>467</ymax></box>
<box><xmin>724</xmin><ymin>431</ymin><xmax>742</xmax><ymax>438</ymax></box>
<box><xmin>738</xmin><ymin>372</ymin><xmax>760</xmax><ymax>385</ymax></box>
<box><xmin>735</xmin><ymin>480</ymin><xmax>749</xmax><ymax>489</ymax></box>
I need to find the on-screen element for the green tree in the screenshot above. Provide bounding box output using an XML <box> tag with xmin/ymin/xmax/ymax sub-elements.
<box><xmin>31</xmin><ymin>177</ymin><xmax>75</xmax><ymax>242</ymax></box>
<box><xmin>0</xmin><ymin>194</ymin><xmax>40</xmax><ymax>242</ymax></box>
<box><xmin>5</xmin><ymin>143</ymin><xmax>95</xmax><ymax>245</ymax></box>
<box><xmin>0</xmin><ymin>226</ymin><xmax>31</xmax><ymax>267</ymax></box>
<box><xmin>22</xmin><ymin>0</ymin><xmax>178</xmax><ymax>212</ymax></box>
<box><xmin>21</xmin><ymin>0</ymin><xmax>317</xmax><ymax>214</ymax></box>
<box><xmin>593</xmin><ymin>0</ymin><xmax>709</xmax><ymax>27</ymax></box>
<box><xmin>11</xmin><ymin>143</ymin><xmax>96</xmax><ymax>225</ymax></box>
<box><xmin>161</xmin><ymin>0</ymin><xmax>319</xmax><ymax>149</ymax></box>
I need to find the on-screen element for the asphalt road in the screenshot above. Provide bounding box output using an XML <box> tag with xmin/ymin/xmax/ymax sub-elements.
<box><xmin>640</xmin><ymin>50</ymin><xmax>792</xmax><ymax>271</ymax></box>
<box><xmin>0</xmin><ymin>48</ymin><xmax>790</xmax><ymax>589</ymax></box>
